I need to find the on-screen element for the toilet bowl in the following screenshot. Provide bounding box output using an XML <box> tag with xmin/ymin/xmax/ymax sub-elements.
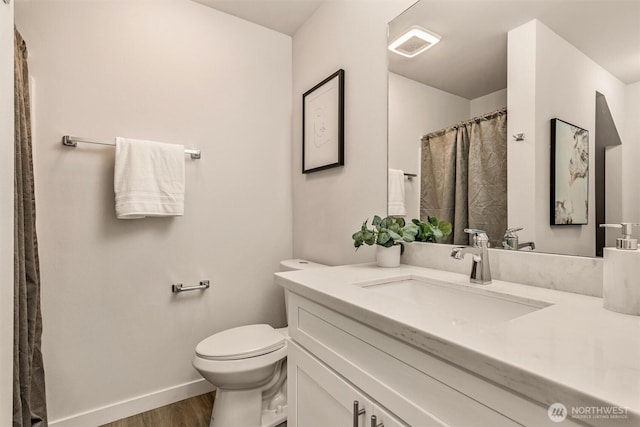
<box><xmin>193</xmin><ymin>324</ymin><xmax>288</xmax><ymax>427</ymax></box>
<box><xmin>193</xmin><ymin>259</ymin><xmax>326</xmax><ymax>427</ymax></box>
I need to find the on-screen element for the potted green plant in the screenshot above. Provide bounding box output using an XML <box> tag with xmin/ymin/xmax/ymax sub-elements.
<box><xmin>412</xmin><ymin>216</ymin><xmax>452</xmax><ymax>242</ymax></box>
<box><xmin>352</xmin><ymin>215</ymin><xmax>418</xmax><ymax>267</ymax></box>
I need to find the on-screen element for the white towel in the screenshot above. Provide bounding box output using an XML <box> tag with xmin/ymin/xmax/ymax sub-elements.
<box><xmin>114</xmin><ymin>137</ymin><xmax>185</xmax><ymax>219</ymax></box>
<box><xmin>388</xmin><ymin>168</ymin><xmax>406</xmax><ymax>217</ymax></box>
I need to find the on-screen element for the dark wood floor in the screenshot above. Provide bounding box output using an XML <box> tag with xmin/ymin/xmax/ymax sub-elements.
<box><xmin>100</xmin><ymin>392</ymin><xmax>215</xmax><ymax>427</ymax></box>
<box><xmin>99</xmin><ymin>392</ymin><xmax>287</xmax><ymax>427</ymax></box>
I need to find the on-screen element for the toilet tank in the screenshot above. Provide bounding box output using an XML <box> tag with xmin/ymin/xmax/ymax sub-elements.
<box><xmin>279</xmin><ymin>259</ymin><xmax>327</xmax><ymax>272</ymax></box>
<box><xmin>279</xmin><ymin>259</ymin><xmax>327</xmax><ymax>322</ymax></box>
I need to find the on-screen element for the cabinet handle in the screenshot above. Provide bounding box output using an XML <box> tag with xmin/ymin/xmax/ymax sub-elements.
<box><xmin>371</xmin><ymin>414</ymin><xmax>384</xmax><ymax>427</ymax></box>
<box><xmin>353</xmin><ymin>400</ymin><xmax>366</xmax><ymax>427</ymax></box>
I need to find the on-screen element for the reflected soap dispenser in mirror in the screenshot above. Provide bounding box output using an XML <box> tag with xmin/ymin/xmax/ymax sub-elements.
<box><xmin>600</xmin><ymin>223</ymin><xmax>640</xmax><ymax>316</ymax></box>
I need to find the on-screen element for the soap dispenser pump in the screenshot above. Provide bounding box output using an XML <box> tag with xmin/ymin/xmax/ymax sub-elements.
<box><xmin>600</xmin><ymin>223</ymin><xmax>638</xmax><ymax>250</ymax></box>
<box><xmin>599</xmin><ymin>223</ymin><xmax>640</xmax><ymax>316</ymax></box>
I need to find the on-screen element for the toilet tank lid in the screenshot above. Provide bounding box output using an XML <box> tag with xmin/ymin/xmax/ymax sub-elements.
<box><xmin>280</xmin><ymin>259</ymin><xmax>327</xmax><ymax>271</ymax></box>
<box><xmin>196</xmin><ymin>324</ymin><xmax>285</xmax><ymax>361</ymax></box>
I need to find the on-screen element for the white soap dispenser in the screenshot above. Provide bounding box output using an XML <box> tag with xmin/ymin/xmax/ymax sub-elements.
<box><xmin>599</xmin><ymin>223</ymin><xmax>640</xmax><ymax>315</ymax></box>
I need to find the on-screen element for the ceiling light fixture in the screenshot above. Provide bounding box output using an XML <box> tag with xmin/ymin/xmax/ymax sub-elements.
<box><xmin>388</xmin><ymin>25</ymin><xmax>441</xmax><ymax>58</ymax></box>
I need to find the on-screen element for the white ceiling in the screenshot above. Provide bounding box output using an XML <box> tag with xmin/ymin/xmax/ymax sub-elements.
<box><xmin>389</xmin><ymin>1</ymin><xmax>640</xmax><ymax>100</ymax></box>
<box><xmin>192</xmin><ymin>0</ymin><xmax>323</xmax><ymax>36</ymax></box>
<box><xmin>192</xmin><ymin>0</ymin><xmax>640</xmax><ymax>99</ymax></box>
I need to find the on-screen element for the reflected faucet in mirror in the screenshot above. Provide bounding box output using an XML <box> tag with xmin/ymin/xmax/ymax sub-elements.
<box><xmin>451</xmin><ymin>229</ymin><xmax>492</xmax><ymax>285</ymax></box>
<box><xmin>502</xmin><ymin>227</ymin><xmax>535</xmax><ymax>251</ymax></box>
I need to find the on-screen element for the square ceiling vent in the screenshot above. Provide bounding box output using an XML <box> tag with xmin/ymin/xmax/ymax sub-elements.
<box><xmin>388</xmin><ymin>26</ymin><xmax>441</xmax><ymax>58</ymax></box>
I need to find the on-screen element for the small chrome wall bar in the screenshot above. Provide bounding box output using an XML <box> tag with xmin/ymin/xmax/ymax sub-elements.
<box><xmin>172</xmin><ymin>280</ymin><xmax>210</xmax><ymax>293</ymax></box>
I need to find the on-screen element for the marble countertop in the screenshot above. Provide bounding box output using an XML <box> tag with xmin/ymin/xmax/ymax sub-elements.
<box><xmin>275</xmin><ymin>263</ymin><xmax>640</xmax><ymax>425</ymax></box>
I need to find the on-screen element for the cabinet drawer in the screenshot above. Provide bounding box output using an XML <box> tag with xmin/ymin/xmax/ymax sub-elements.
<box><xmin>288</xmin><ymin>292</ymin><xmax>580</xmax><ymax>427</ymax></box>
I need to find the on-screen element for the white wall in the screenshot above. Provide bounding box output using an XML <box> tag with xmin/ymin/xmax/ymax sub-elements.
<box><xmin>388</xmin><ymin>72</ymin><xmax>469</xmax><ymax>220</ymax></box>
<box><xmin>534</xmin><ymin>20</ymin><xmax>626</xmax><ymax>256</ymax></box>
<box><xmin>15</xmin><ymin>0</ymin><xmax>292</xmax><ymax>424</ymax></box>
<box><xmin>508</xmin><ymin>20</ymin><xmax>627</xmax><ymax>256</ymax></box>
<box><xmin>0</xmin><ymin>1</ymin><xmax>14</xmax><ymax>425</ymax></box>
<box><xmin>291</xmin><ymin>0</ymin><xmax>414</xmax><ymax>266</ymax></box>
<box><xmin>624</xmin><ymin>82</ymin><xmax>640</xmax><ymax>237</ymax></box>
<box><xmin>507</xmin><ymin>21</ymin><xmax>538</xmax><ymax>246</ymax></box>
<box><xmin>469</xmin><ymin>88</ymin><xmax>507</xmax><ymax>118</ymax></box>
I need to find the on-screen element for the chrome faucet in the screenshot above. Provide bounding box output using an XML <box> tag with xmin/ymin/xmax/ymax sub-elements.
<box><xmin>451</xmin><ymin>229</ymin><xmax>492</xmax><ymax>285</ymax></box>
<box><xmin>502</xmin><ymin>227</ymin><xmax>535</xmax><ymax>251</ymax></box>
<box><xmin>517</xmin><ymin>241</ymin><xmax>536</xmax><ymax>251</ymax></box>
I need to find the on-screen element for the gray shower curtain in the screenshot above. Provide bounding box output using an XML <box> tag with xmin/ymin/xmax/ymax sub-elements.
<box><xmin>421</xmin><ymin>108</ymin><xmax>507</xmax><ymax>247</ymax></box>
<box><xmin>14</xmin><ymin>29</ymin><xmax>48</xmax><ymax>427</ymax></box>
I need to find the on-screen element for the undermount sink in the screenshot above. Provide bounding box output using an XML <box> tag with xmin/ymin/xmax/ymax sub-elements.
<box><xmin>355</xmin><ymin>275</ymin><xmax>551</xmax><ymax>326</ymax></box>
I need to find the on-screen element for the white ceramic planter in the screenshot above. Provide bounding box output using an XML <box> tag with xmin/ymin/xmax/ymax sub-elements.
<box><xmin>376</xmin><ymin>245</ymin><xmax>401</xmax><ymax>268</ymax></box>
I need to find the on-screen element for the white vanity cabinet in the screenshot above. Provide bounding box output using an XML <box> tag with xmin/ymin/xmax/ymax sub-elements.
<box><xmin>286</xmin><ymin>291</ymin><xmax>583</xmax><ymax>427</ymax></box>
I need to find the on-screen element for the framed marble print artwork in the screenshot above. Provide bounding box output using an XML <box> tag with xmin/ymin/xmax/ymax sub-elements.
<box><xmin>550</xmin><ymin>118</ymin><xmax>589</xmax><ymax>225</ymax></box>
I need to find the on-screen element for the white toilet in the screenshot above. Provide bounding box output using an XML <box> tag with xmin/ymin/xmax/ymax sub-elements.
<box><xmin>192</xmin><ymin>259</ymin><xmax>326</xmax><ymax>427</ymax></box>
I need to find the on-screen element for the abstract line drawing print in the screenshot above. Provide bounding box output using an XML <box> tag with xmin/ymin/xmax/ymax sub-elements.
<box><xmin>302</xmin><ymin>69</ymin><xmax>344</xmax><ymax>173</ymax></box>
<box><xmin>307</xmin><ymin>82</ymin><xmax>337</xmax><ymax>152</ymax></box>
<box><xmin>313</xmin><ymin>106</ymin><xmax>330</xmax><ymax>148</ymax></box>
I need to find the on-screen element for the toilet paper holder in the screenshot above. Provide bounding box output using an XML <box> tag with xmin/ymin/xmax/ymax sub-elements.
<box><xmin>172</xmin><ymin>280</ymin><xmax>210</xmax><ymax>293</ymax></box>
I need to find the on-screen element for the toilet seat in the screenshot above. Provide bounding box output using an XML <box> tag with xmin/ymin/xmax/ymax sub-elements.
<box><xmin>196</xmin><ymin>324</ymin><xmax>285</xmax><ymax>361</ymax></box>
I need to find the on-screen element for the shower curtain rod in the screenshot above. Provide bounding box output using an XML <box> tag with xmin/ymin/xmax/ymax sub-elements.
<box><xmin>61</xmin><ymin>135</ymin><xmax>202</xmax><ymax>159</ymax></box>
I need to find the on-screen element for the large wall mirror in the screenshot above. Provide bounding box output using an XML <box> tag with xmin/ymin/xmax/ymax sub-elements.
<box><xmin>388</xmin><ymin>0</ymin><xmax>640</xmax><ymax>257</ymax></box>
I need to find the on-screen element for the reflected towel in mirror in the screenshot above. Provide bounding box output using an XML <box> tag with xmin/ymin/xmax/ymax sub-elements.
<box><xmin>388</xmin><ymin>168</ymin><xmax>407</xmax><ymax>217</ymax></box>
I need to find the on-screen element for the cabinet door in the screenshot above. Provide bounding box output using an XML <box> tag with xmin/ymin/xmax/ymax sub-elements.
<box><xmin>288</xmin><ymin>341</ymin><xmax>373</xmax><ymax>427</ymax></box>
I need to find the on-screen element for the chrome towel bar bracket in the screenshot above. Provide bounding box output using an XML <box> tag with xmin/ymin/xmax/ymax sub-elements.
<box><xmin>172</xmin><ymin>280</ymin><xmax>210</xmax><ymax>293</ymax></box>
<box><xmin>403</xmin><ymin>172</ymin><xmax>417</xmax><ymax>180</ymax></box>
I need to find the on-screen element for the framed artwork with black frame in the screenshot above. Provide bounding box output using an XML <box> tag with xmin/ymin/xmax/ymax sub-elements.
<box><xmin>302</xmin><ymin>69</ymin><xmax>344</xmax><ymax>173</ymax></box>
<box><xmin>550</xmin><ymin>118</ymin><xmax>589</xmax><ymax>225</ymax></box>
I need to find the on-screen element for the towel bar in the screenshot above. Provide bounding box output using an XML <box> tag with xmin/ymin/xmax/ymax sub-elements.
<box><xmin>172</xmin><ymin>280</ymin><xmax>210</xmax><ymax>293</ymax></box>
<box><xmin>62</xmin><ymin>135</ymin><xmax>201</xmax><ymax>159</ymax></box>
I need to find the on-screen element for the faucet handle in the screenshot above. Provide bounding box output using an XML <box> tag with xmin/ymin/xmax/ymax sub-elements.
<box><xmin>505</xmin><ymin>227</ymin><xmax>523</xmax><ymax>235</ymax></box>
<box><xmin>464</xmin><ymin>228</ymin><xmax>489</xmax><ymax>247</ymax></box>
<box><xmin>464</xmin><ymin>228</ymin><xmax>487</xmax><ymax>236</ymax></box>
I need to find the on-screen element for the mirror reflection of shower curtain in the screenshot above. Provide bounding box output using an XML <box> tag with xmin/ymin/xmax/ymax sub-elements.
<box><xmin>421</xmin><ymin>108</ymin><xmax>507</xmax><ymax>246</ymax></box>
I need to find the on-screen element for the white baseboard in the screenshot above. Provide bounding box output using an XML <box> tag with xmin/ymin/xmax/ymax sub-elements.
<box><xmin>49</xmin><ymin>379</ymin><xmax>215</xmax><ymax>427</ymax></box>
